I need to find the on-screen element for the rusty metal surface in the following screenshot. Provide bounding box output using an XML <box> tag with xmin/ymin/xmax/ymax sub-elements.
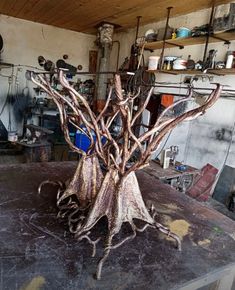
<box><xmin>0</xmin><ymin>161</ymin><xmax>235</xmax><ymax>290</ymax></box>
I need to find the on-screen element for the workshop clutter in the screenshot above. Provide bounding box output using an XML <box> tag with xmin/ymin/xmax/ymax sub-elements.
<box><xmin>186</xmin><ymin>163</ymin><xmax>219</xmax><ymax>202</ymax></box>
<box><xmin>213</xmin><ymin>2</ymin><xmax>235</xmax><ymax>32</ymax></box>
<box><xmin>149</xmin><ymin>50</ymin><xmax>235</xmax><ymax>72</ymax></box>
<box><xmin>144</xmin><ymin>2</ymin><xmax>235</xmax><ymax>41</ymax></box>
<box><xmin>143</xmin><ymin>2</ymin><xmax>235</xmax><ymax>72</ymax></box>
<box><xmin>0</xmin><ymin>41</ymin><xmax>96</xmax><ymax>162</ymax></box>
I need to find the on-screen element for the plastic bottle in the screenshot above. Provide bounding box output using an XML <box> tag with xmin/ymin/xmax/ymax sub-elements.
<box><xmin>172</xmin><ymin>29</ymin><xmax>177</xmax><ymax>39</ymax></box>
<box><xmin>226</xmin><ymin>53</ymin><xmax>234</xmax><ymax>69</ymax></box>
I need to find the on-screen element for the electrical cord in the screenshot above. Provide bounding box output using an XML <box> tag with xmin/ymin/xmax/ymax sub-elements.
<box><xmin>0</xmin><ymin>81</ymin><xmax>11</xmax><ymax>116</ymax></box>
<box><xmin>155</xmin><ymin>130</ymin><xmax>172</xmax><ymax>159</ymax></box>
<box><xmin>221</xmin><ymin>116</ymin><xmax>235</xmax><ymax>170</ymax></box>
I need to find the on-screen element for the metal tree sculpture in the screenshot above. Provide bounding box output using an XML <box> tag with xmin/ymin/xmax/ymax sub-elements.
<box><xmin>29</xmin><ymin>69</ymin><xmax>221</xmax><ymax>279</ymax></box>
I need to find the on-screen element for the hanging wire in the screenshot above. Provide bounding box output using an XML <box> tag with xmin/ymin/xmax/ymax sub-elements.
<box><xmin>222</xmin><ymin>118</ymin><xmax>235</xmax><ymax>168</ymax></box>
<box><xmin>155</xmin><ymin>130</ymin><xmax>173</xmax><ymax>159</ymax></box>
<box><xmin>0</xmin><ymin>82</ymin><xmax>11</xmax><ymax>116</ymax></box>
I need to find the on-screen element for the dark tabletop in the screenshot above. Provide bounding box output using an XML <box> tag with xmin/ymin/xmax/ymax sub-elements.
<box><xmin>0</xmin><ymin>162</ymin><xmax>234</xmax><ymax>290</ymax></box>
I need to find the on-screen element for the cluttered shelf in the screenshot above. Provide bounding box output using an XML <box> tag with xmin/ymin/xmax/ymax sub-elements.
<box><xmin>147</xmin><ymin>68</ymin><xmax>235</xmax><ymax>75</ymax></box>
<box><xmin>141</xmin><ymin>31</ymin><xmax>235</xmax><ymax>50</ymax></box>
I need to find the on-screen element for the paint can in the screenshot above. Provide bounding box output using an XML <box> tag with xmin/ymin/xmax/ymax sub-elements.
<box><xmin>148</xmin><ymin>56</ymin><xmax>160</xmax><ymax>70</ymax></box>
<box><xmin>8</xmin><ymin>131</ymin><xmax>18</xmax><ymax>142</ymax></box>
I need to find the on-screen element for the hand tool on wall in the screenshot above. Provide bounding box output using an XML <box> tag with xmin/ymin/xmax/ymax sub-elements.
<box><xmin>203</xmin><ymin>49</ymin><xmax>217</xmax><ymax>71</ymax></box>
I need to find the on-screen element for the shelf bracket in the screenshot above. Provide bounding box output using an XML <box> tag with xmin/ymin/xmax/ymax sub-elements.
<box><xmin>209</xmin><ymin>34</ymin><xmax>231</xmax><ymax>45</ymax></box>
<box><xmin>144</xmin><ymin>48</ymin><xmax>154</xmax><ymax>53</ymax></box>
<box><xmin>0</xmin><ymin>62</ymin><xmax>14</xmax><ymax>67</ymax></box>
<box><xmin>158</xmin><ymin>69</ymin><xmax>178</xmax><ymax>75</ymax></box>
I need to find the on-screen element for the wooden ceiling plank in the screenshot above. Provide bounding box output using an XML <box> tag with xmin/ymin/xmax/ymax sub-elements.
<box><xmin>0</xmin><ymin>0</ymin><xmax>14</xmax><ymax>12</ymax></box>
<box><xmin>50</xmin><ymin>0</ymin><xmax>120</xmax><ymax>27</ymax></box>
<box><xmin>0</xmin><ymin>0</ymin><xmax>233</xmax><ymax>34</ymax></box>
<box><xmin>32</xmin><ymin>0</ymin><xmax>76</xmax><ymax>24</ymax></box>
<box><xmin>15</xmin><ymin>0</ymin><xmax>43</xmax><ymax>18</ymax></box>
<box><xmin>6</xmin><ymin>0</ymin><xmax>19</xmax><ymax>15</ymax></box>
<box><xmin>48</xmin><ymin>4</ymin><xmax>84</xmax><ymax>26</ymax></box>
<box><xmin>14</xmin><ymin>1</ymin><xmax>33</xmax><ymax>18</ymax></box>
<box><xmin>55</xmin><ymin>0</ymin><xmax>151</xmax><ymax>30</ymax></box>
<box><xmin>39</xmin><ymin>0</ymin><xmax>72</xmax><ymax>23</ymax></box>
<box><xmin>28</xmin><ymin>0</ymin><xmax>58</xmax><ymax>21</ymax></box>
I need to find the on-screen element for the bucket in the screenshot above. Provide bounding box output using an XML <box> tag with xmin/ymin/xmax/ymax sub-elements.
<box><xmin>148</xmin><ymin>56</ymin><xmax>160</xmax><ymax>70</ymax></box>
<box><xmin>8</xmin><ymin>131</ymin><xmax>18</xmax><ymax>142</ymax></box>
<box><xmin>75</xmin><ymin>126</ymin><xmax>106</xmax><ymax>153</ymax></box>
<box><xmin>176</xmin><ymin>27</ymin><xmax>191</xmax><ymax>38</ymax></box>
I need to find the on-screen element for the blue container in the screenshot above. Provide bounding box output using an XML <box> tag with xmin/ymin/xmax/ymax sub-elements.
<box><xmin>175</xmin><ymin>165</ymin><xmax>187</xmax><ymax>172</ymax></box>
<box><xmin>176</xmin><ymin>27</ymin><xmax>191</xmax><ymax>38</ymax></box>
<box><xmin>75</xmin><ymin>127</ymin><xmax>106</xmax><ymax>153</ymax></box>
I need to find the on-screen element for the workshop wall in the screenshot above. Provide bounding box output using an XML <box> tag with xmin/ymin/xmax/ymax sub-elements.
<box><xmin>0</xmin><ymin>14</ymin><xmax>96</xmax><ymax>135</ymax></box>
<box><xmin>111</xmin><ymin>8</ymin><xmax>235</xmax><ymax>172</ymax></box>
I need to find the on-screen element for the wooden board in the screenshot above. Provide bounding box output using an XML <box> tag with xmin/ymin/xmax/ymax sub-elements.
<box><xmin>147</xmin><ymin>68</ymin><xmax>235</xmax><ymax>75</ymax></box>
<box><xmin>0</xmin><ymin>0</ymin><xmax>232</xmax><ymax>34</ymax></box>
<box><xmin>143</xmin><ymin>31</ymin><xmax>235</xmax><ymax>50</ymax></box>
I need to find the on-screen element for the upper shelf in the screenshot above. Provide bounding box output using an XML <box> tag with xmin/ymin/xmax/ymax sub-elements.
<box><xmin>142</xmin><ymin>31</ymin><xmax>235</xmax><ymax>50</ymax></box>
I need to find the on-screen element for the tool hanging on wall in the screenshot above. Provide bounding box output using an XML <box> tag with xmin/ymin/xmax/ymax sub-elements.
<box><xmin>38</xmin><ymin>56</ymin><xmax>55</xmax><ymax>83</ymax></box>
<box><xmin>38</xmin><ymin>56</ymin><xmax>54</xmax><ymax>72</ymax></box>
<box><xmin>56</xmin><ymin>59</ymin><xmax>77</xmax><ymax>76</ymax></box>
<box><xmin>202</xmin><ymin>49</ymin><xmax>217</xmax><ymax>71</ymax></box>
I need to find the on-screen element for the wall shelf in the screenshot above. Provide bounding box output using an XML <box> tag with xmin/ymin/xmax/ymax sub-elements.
<box><xmin>208</xmin><ymin>68</ymin><xmax>235</xmax><ymax>75</ymax></box>
<box><xmin>147</xmin><ymin>68</ymin><xmax>235</xmax><ymax>75</ymax></box>
<box><xmin>0</xmin><ymin>62</ymin><xmax>14</xmax><ymax>68</ymax></box>
<box><xmin>142</xmin><ymin>31</ymin><xmax>235</xmax><ymax>50</ymax></box>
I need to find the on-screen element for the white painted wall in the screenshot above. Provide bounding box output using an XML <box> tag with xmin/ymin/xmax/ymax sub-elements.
<box><xmin>0</xmin><ymin>14</ymin><xmax>96</xmax><ymax>135</ymax></box>
<box><xmin>111</xmin><ymin>7</ymin><xmax>235</xmax><ymax>172</ymax></box>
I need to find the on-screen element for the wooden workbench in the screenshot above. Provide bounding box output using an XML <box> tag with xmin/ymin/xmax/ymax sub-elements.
<box><xmin>144</xmin><ymin>160</ymin><xmax>200</xmax><ymax>180</ymax></box>
<box><xmin>0</xmin><ymin>162</ymin><xmax>234</xmax><ymax>290</ymax></box>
